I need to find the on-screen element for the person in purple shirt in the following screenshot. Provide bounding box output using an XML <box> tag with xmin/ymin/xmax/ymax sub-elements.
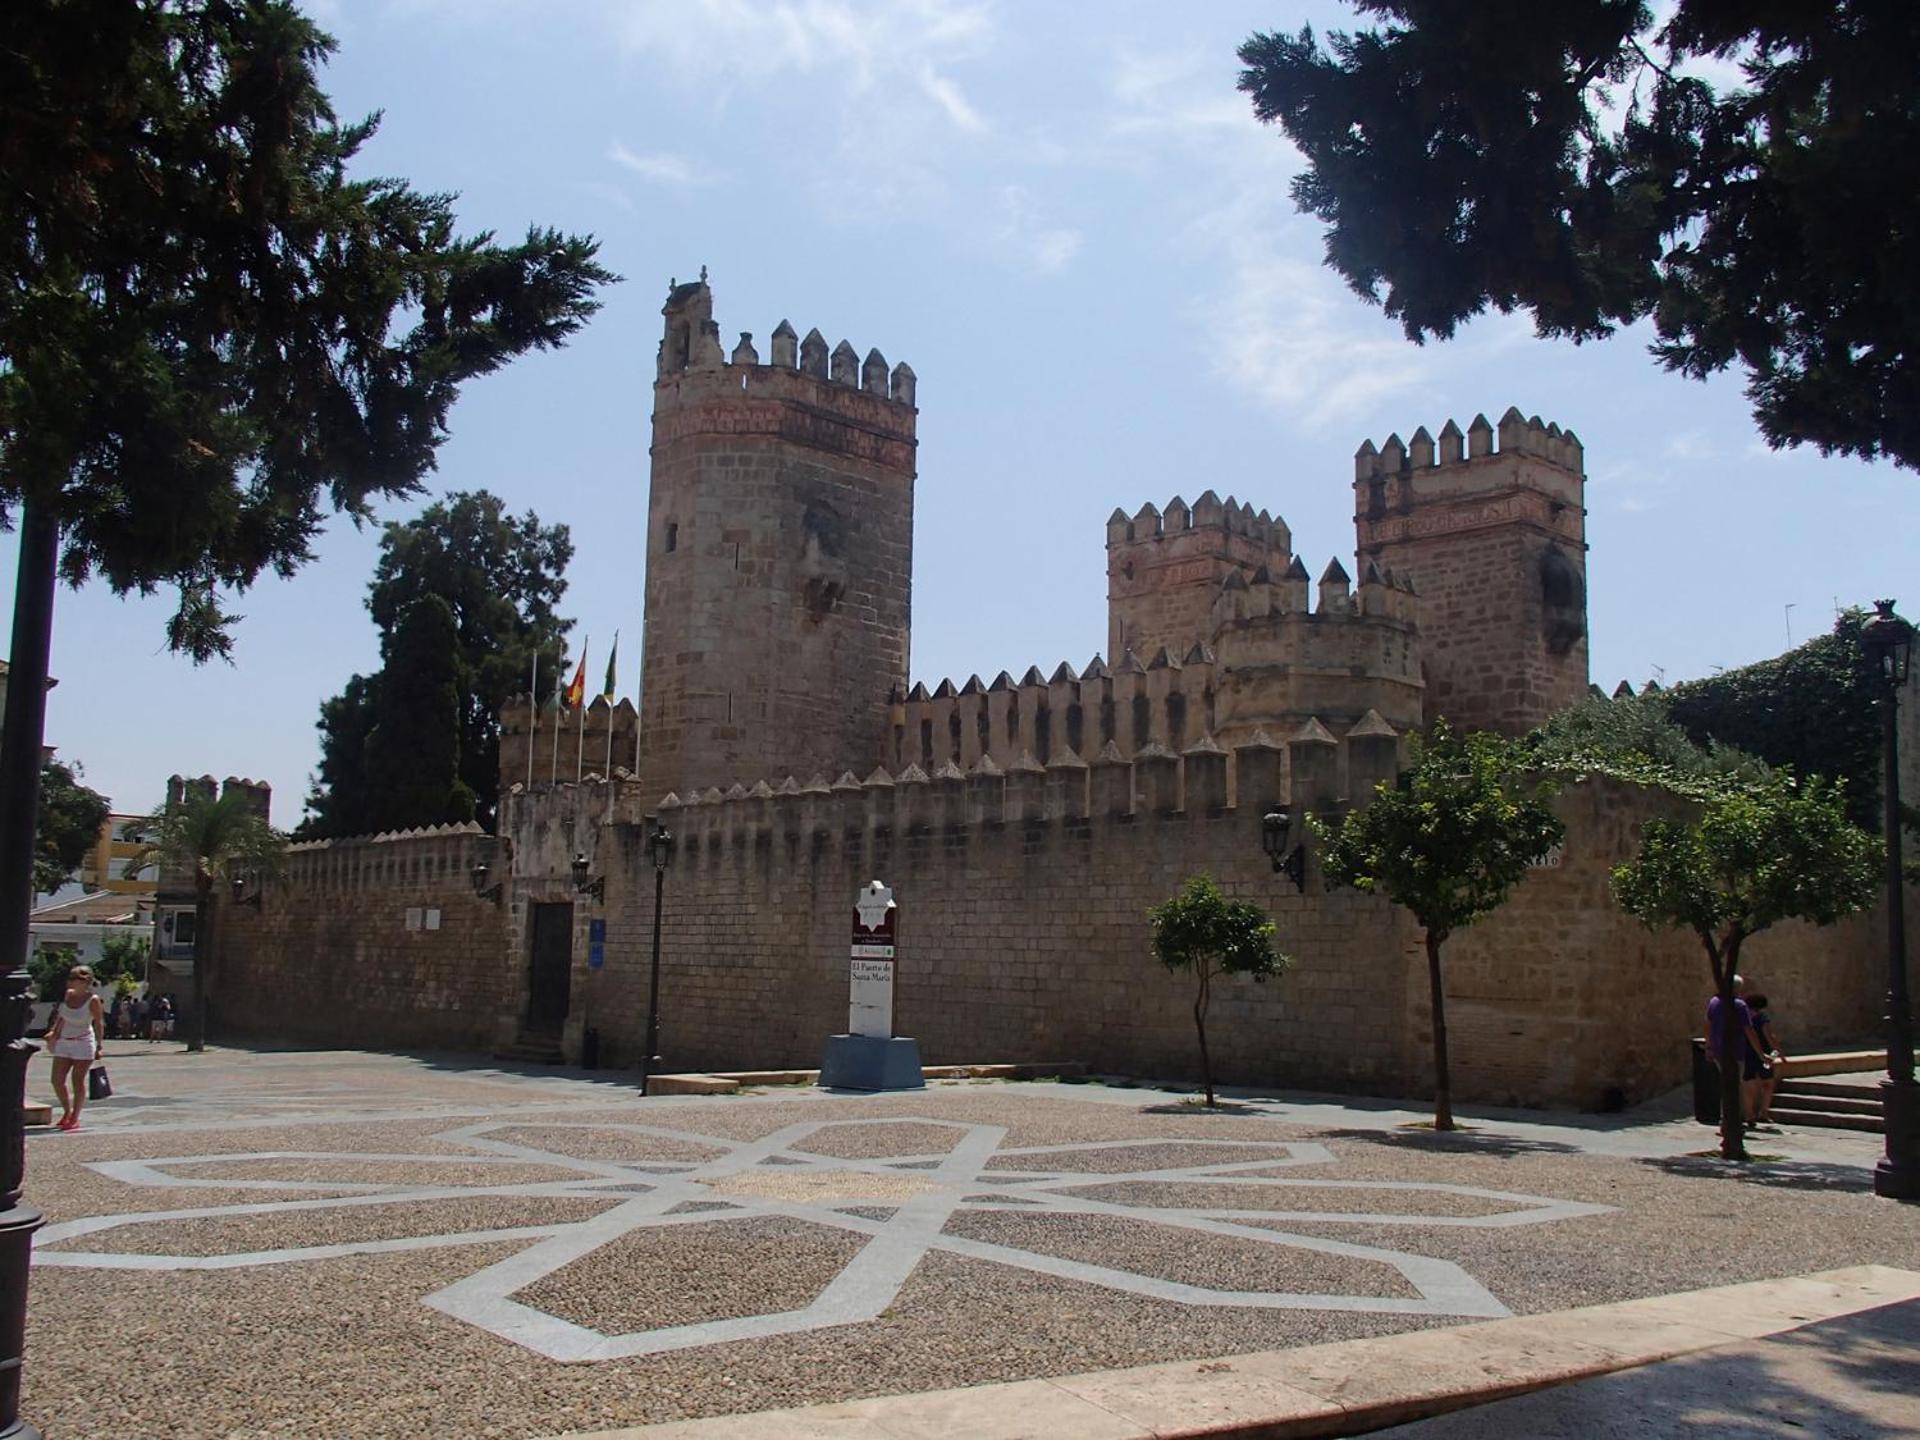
<box><xmin>1705</xmin><ymin>974</ymin><xmax>1768</xmax><ymax>1125</ymax></box>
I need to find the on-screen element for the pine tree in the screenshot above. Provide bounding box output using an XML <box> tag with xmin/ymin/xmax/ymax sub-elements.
<box><xmin>361</xmin><ymin>596</ymin><xmax>475</xmax><ymax>833</ymax></box>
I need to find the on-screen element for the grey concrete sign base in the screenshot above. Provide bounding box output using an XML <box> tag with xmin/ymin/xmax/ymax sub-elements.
<box><xmin>818</xmin><ymin>1035</ymin><xmax>924</xmax><ymax>1091</ymax></box>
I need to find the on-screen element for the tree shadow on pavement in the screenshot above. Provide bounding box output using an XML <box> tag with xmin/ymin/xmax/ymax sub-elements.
<box><xmin>1315</xmin><ymin>1126</ymin><xmax>1587</xmax><ymax>1157</ymax></box>
<box><xmin>1637</xmin><ymin>1153</ymin><xmax>1873</xmax><ymax>1194</ymax></box>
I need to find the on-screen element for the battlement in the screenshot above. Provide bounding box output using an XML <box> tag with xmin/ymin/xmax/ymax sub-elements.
<box><xmin>644</xmin><ymin>720</ymin><xmax>1404</xmax><ymax>854</ymax></box>
<box><xmin>281</xmin><ymin>822</ymin><xmax>490</xmax><ymax>893</ymax></box>
<box><xmin>497</xmin><ymin>695</ymin><xmax>638</xmax><ymax>794</ymax></box>
<box><xmin>654</xmin><ymin>273</ymin><xmax>915</xmax><ymax>436</ymax></box>
<box><xmin>1107</xmin><ymin>491</ymin><xmax>1295</xmax><ymax>664</ymax></box>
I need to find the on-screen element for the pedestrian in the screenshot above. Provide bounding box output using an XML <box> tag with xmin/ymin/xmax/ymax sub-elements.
<box><xmin>129</xmin><ymin>993</ymin><xmax>149</xmax><ymax>1043</ymax></box>
<box><xmin>1704</xmin><ymin>974</ymin><xmax>1767</xmax><ymax>1125</ymax></box>
<box><xmin>45</xmin><ymin>965</ymin><xmax>105</xmax><ymax>1132</ymax></box>
<box><xmin>152</xmin><ymin>994</ymin><xmax>174</xmax><ymax>1043</ymax></box>
<box><xmin>1747</xmin><ymin>993</ymin><xmax>1786</xmax><ymax>1124</ymax></box>
<box><xmin>107</xmin><ymin>993</ymin><xmax>125</xmax><ymax>1041</ymax></box>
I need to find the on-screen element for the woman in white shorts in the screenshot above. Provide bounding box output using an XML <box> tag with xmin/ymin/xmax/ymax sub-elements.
<box><xmin>45</xmin><ymin>965</ymin><xmax>104</xmax><ymax>1132</ymax></box>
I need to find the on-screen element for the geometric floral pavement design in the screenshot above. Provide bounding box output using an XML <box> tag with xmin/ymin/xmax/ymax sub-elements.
<box><xmin>35</xmin><ymin>1116</ymin><xmax>1613</xmax><ymax>1362</ymax></box>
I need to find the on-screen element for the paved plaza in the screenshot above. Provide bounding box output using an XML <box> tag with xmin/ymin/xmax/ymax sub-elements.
<box><xmin>20</xmin><ymin>1046</ymin><xmax>1920</xmax><ymax>1438</ymax></box>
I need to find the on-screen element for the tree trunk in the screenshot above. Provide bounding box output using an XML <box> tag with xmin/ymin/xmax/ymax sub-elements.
<box><xmin>1716</xmin><ymin>935</ymin><xmax>1747</xmax><ymax>1162</ymax></box>
<box><xmin>1426</xmin><ymin>930</ymin><xmax>1454</xmax><ymax>1131</ymax></box>
<box><xmin>0</xmin><ymin>503</ymin><xmax>59</xmax><ymax>978</ymax></box>
<box><xmin>1194</xmin><ymin>967</ymin><xmax>1214</xmax><ymax>1107</ymax></box>
<box><xmin>187</xmin><ymin>884</ymin><xmax>211</xmax><ymax>1053</ymax></box>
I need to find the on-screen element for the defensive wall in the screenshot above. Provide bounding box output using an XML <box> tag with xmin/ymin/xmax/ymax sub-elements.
<box><xmin>497</xmin><ymin>696</ymin><xmax>638</xmax><ymax>797</ymax></box>
<box><xmin>485</xmin><ymin>735</ymin><xmax>1900</xmax><ymax>1111</ymax></box>
<box><xmin>213</xmin><ymin>823</ymin><xmax>511</xmax><ymax>1053</ymax></box>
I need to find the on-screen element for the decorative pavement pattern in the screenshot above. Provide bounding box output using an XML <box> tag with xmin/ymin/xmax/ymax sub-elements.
<box><xmin>34</xmin><ymin>1116</ymin><xmax>1612</xmax><ymax>1363</ymax></box>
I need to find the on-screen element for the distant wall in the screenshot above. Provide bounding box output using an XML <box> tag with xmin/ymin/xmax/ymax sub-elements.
<box><xmin>215</xmin><ymin>825</ymin><xmax>512</xmax><ymax>1052</ymax></box>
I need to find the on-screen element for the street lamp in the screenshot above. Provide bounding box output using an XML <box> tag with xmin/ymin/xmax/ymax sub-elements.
<box><xmin>1861</xmin><ymin>598</ymin><xmax>1916</xmax><ymax>1201</ymax></box>
<box><xmin>570</xmin><ymin>852</ymin><xmax>605</xmax><ymax>903</ymax></box>
<box><xmin>640</xmin><ymin>819</ymin><xmax>675</xmax><ymax>1096</ymax></box>
<box><xmin>1261</xmin><ymin>808</ymin><xmax>1307</xmax><ymax>893</ymax></box>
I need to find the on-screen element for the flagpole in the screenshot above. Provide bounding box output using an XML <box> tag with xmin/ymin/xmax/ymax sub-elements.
<box><xmin>549</xmin><ymin>665</ymin><xmax>562</xmax><ymax>787</ymax></box>
<box><xmin>527</xmin><ymin>650</ymin><xmax>539</xmax><ymax>792</ymax></box>
<box><xmin>576</xmin><ymin>637</ymin><xmax>589</xmax><ymax>786</ymax></box>
<box><xmin>604</xmin><ymin>630</ymin><xmax>619</xmax><ymax>784</ymax></box>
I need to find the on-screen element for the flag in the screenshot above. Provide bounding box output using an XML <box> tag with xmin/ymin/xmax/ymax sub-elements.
<box><xmin>602</xmin><ymin>632</ymin><xmax>619</xmax><ymax>701</ymax></box>
<box><xmin>563</xmin><ymin>643</ymin><xmax>588</xmax><ymax>709</ymax></box>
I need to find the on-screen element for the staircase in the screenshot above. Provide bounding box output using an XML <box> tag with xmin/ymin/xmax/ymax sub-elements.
<box><xmin>495</xmin><ymin>1030</ymin><xmax>566</xmax><ymax>1066</ymax></box>
<box><xmin>1769</xmin><ymin>1051</ymin><xmax>1886</xmax><ymax>1134</ymax></box>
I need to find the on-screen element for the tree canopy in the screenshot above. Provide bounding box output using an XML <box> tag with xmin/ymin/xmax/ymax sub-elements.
<box><xmin>360</xmin><ymin>595</ymin><xmax>474</xmax><ymax>833</ymax></box>
<box><xmin>1610</xmin><ymin>771</ymin><xmax>1878</xmax><ymax>1159</ymax></box>
<box><xmin>0</xmin><ymin>0</ymin><xmax>615</xmax><ymax>659</ymax></box>
<box><xmin>32</xmin><ymin>758</ymin><xmax>109</xmax><ymax>897</ymax></box>
<box><xmin>300</xmin><ymin>491</ymin><xmax>573</xmax><ymax>835</ymax></box>
<box><xmin>1239</xmin><ymin>1</ymin><xmax>1920</xmax><ymax>469</ymax></box>
<box><xmin>1314</xmin><ymin>722</ymin><xmax>1563</xmax><ymax>1128</ymax></box>
<box><xmin>1149</xmin><ymin>874</ymin><xmax>1287</xmax><ymax>1106</ymax></box>
<box><xmin>129</xmin><ymin>785</ymin><xmax>286</xmax><ymax>1052</ymax></box>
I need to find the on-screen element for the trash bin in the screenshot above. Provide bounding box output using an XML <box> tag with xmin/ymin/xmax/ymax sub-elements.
<box><xmin>1690</xmin><ymin>1038</ymin><xmax>1719</xmax><ymax>1125</ymax></box>
<box><xmin>582</xmin><ymin>1026</ymin><xmax>600</xmax><ymax>1071</ymax></box>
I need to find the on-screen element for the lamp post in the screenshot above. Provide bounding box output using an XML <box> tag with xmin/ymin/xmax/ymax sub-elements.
<box><xmin>1261</xmin><ymin>809</ymin><xmax>1306</xmax><ymax>893</ymax></box>
<box><xmin>641</xmin><ymin>820</ymin><xmax>674</xmax><ymax>1096</ymax></box>
<box><xmin>1862</xmin><ymin>598</ymin><xmax>1916</xmax><ymax>1201</ymax></box>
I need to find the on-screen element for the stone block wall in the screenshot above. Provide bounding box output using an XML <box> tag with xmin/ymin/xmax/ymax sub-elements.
<box><xmin>213</xmin><ymin>825</ymin><xmax>512</xmax><ymax>1052</ymax></box>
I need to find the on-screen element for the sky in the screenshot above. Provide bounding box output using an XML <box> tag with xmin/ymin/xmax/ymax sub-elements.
<box><xmin>9</xmin><ymin>0</ymin><xmax>1916</xmax><ymax>823</ymax></box>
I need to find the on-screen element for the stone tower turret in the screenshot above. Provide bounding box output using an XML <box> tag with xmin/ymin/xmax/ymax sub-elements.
<box><xmin>640</xmin><ymin>274</ymin><xmax>917</xmax><ymax>802</ymax></box>
<box><xmin>1353</xmin><ymin>409</ymin><xmax>1588</xmax><ymax>734</ymax></box>
<box><xmin>1106</xmin><ymin>493</ymin><xmax>1292</xmax><ymax>664</ymax></box>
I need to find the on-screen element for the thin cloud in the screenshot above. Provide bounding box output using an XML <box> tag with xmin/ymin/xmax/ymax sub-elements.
<box><xmin>607</xmin><ymin>143</ymin><xmax>707</xmax><ymax>188</ymax></box>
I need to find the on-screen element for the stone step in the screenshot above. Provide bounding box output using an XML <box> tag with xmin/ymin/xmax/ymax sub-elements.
<box><xmin>1775</xmin><ymin>1079</ymin><xmax>1883</xmax><ymax>1103</ymax></box>
<box><xmin>1769</xmin><ymin>1092</ymin><xmax>1882</xmax><ymax>1117</ymax></box>
<box><xmin>1778</xmin><ymin>1050</ymin><xmax>1885</xmax><ymax>1078</ymax></box>
<box><xmin>1767</xmin><ymin>1106</ymin><xmax>1884</xmax><ymax>1134</ymax></box>
<box><xmin>494</xmin><ymin>1041</ymin><xmax>566</xmax><ymax>1065</ymax></box>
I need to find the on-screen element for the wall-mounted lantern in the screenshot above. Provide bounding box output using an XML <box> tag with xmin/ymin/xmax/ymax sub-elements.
<box><xmin>571</xmin><ymin>851</ymin><xmax>605</xmax><ymax>902</ymax></box>
<box><xmin>1261</xmin><ymin>809</ymin><xmax>1307</xmax><ymax>893</ymax></box>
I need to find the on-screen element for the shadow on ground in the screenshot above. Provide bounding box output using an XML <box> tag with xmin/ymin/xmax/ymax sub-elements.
<box><xmin>1638</xmin><ymin>1153</ymin><xmax>1874</xmax><ymax>1194</ymax></box>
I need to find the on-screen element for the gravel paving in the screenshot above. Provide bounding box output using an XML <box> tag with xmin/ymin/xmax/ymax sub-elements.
<box><xmin>481</xmin><ymin>1126</ymin><xmax>728</xmax><ymax>1164</ymax></box>
<box><xmin>943</xmin><ymin>1210</ymin><xmax>1423</xmax><ymax>1297</ymax></box>
<box><xmin>1056</xmin><ymin>1179</ymin><xmax>1519</xmax><ymax>1216</ymax></box>
<box><xmin>179</xmin><ymin>1158</ymin><xmax>585</xmax><ymax>1187</ymax></box>
<box><xmin>518</xmin><ymin>1216</ymin><xmax>868</xmax><ymax>1333</ymax></box>
<box><xmin>44</xmin><ymin>1195</ymin><xmax>617</xmax><ymax>1257</ymax></box>
<box><xmin>18</xmin><ymin>1052</ymin><xmax>1920</xmax><ymax>1440</ymax></box>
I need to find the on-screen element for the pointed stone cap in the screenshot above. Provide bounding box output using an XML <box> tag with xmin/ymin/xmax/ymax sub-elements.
<box><xmin>1184</xmin><ymin>642</ymin><xmax>1215</xmax><ymax>665</ymax></box>
<box><xmin>746</xmin><ymin>780</ymin><xmax>775</xmax><ymax>799</ymax></box>
<box><xmin>1118</xmin><ymin>650</ymin><xmax>1147</xmax><ymax>675</ymax></box>
<box><xmin>802</xmin><ymin>774</ymin><xmax>834</xmax><ymax>795</ymax></box>
<box><xmin>969</xmin><ymin>753</ymin><xmax>1005</xmax><ymax>778</ymax></box>
<box><xmin>1348</xmin><ymin>708</ymin><xmax>1398</xmax><ymax>739</ymax></box>
<box><xmin>931</xmin><ymin>759</ymin><xmax>965</xmax><ymax>782</ymax></box>
<box><xmin>1020</xmin><ymin>665</ymin><xmax>1046</xmax><ymax>686</ymax></box>
<box><xmin>1045</xmin><ymin>746</ymin><xmax>1088</xmax><ymax>770</ymax></box>
<box><xmin>863</xmin><ymin>766</ymin><xmax>895</xmax><ymax>788</ymax></box>
<box><xmin>1222</xmin><ymin>570</ymin><xmax>1249</xmax><ymax>592</ymax></box>
<box><xmin>989</xmin><ymin>671</ymin><xmax>1015</xmax><ymax>692</ymax></box>
<box><xmin>1082</xmin><ymin>655</ymin><xmax>1109</xmax><ymax>680</ymax></box>
<box><xmin>961</xmin><ymin>674</ymin><xmax>986</xmax><ymax>696</ymax></box>
<box><xmin>772</xmin><ymin>318</ymin><xmax>798</xmax><ymax>339</ymax></box>
<box><xmin>1133</xmin><ymin>741</ymin><xmax>1177</xmax><ymax>761</ymax></box>
<box><xmin>1147</xmin><ymin>646</ymin><xmax>1178</xmax><ymax>670</ymax></box>
<box><xmin>1007</xmin><ymin>751</ymin><xmax>1046</xmax><ymax>775</ymax></box>
<box><xmin>700</xmin><ymin>786</ymin><xmax>725</xmax><ymax>804</ymax></box>
<box><xmin>774</xmin><ymin>776</ymin><xmax>801</xmax><ymax>795</ymax></box>
<box><xmin>933</xmin><ymin>678</ymin><xmax>957</xmax><ymax>699</ymax></box>
<box><xmin>1050</xmin><ymin>660</ymin><xmax>1078</xmax><ymax>683</ymax></box>
<box><xmin>1284</xmin><ymin>556</ymin><xmax>1311</xmax><ymax>581</ymax></box>
<box><xmin>896</xmin><ymin>762</ymin><xmax>930</xmax><ymax>784</ymax></box>
<box><xmin>1291</xmin><ymin>717</ymin><xmax>1338</xmax><ymax>747</ymax></box>
<box><xmin>1092</xmin><ymin>740</ymin><xmax>1128</xmax><ymax>765</ymax></box>
<box><xmin>1183</xmin><ymin>734</ymin><xmax>1226</xmax><ymax>756</ymax></box>
<box><xmin>1108</xmin><ymin>506</ymin><xmax>1129</xmax><ymax>525</ymax></box>
<box><xmin>1320</xmin><ymin>558</ymin><xmax>1351</xmax><ymax>583</ymax></box>
<box><xmin>908</xmin><ymin>680</ymin><xmax>929</xmax><ymax>702</ymax></box>
<box><xmin>723</xmin><ymin>782</ymin><xmax>748</xmax><ymax>800</ymax></box>
<box><xmin>1237</xmin><ymin>727</ymin><xmax>1284</xmax><ymax>752</ymax></box>
<box><xmin>657</xmin><ymin>791</ymin><xmax>682</xmax><ymax>809</ymax></box>
<box><xmin>832</xmin><ymin>771</ymin><xmax>863</xmax><ymax>792</ymax></box>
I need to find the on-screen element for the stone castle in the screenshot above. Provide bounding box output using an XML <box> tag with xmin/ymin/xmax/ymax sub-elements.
<box><xmin>205</xmin><ymin>275</ymin><xmax>1907</xmax><ymax>1112</ymax></box>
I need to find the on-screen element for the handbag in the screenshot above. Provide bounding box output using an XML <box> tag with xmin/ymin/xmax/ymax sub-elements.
<box><xmin>87</xmin><ymin>1067</ymin><xmax>112</xmax><ymax>1101</ymax></box>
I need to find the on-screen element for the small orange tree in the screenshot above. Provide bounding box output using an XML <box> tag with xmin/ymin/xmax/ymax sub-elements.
<box><xmin>1149</xmin><ymin>875</ymin><xmax>1288</xmax><ymax>1106</ymax></box>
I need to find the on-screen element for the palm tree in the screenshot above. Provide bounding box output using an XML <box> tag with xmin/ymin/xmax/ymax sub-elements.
<box><xmin>128</xmin><ymin>788</ymin><xmax>285</xmax><ymax>1052</ymax></box>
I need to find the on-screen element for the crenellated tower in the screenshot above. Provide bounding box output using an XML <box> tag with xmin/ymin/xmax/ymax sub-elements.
<box><xmin>1353</xmin><ymin>409</ymin><xmax>1588</xmax><ymax>735</ymax></box>
<box><xmin>640</xmin><ymin>273</ymin><xmax>917</xmax><ymax>803</ymax></box>
<box><xmin>1106</xmin><ymin>492</ymin><xmax>1291</xmax><ymax>664</ymax></box>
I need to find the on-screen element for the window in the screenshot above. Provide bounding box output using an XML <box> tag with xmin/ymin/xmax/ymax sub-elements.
<box><xmin>664</xmin><ymin>522</ymin><xmax>678</xmax><ymax>553</ymax></box>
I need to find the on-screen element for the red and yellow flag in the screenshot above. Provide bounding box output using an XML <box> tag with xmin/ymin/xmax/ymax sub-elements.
<box><xmin>562</xmin><ymin>643</ymin><xmax>588</xmax><ymax>709</ymax></box>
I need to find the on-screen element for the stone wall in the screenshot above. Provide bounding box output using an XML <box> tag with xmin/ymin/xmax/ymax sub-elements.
<box><xmin>498</xmin><ymin>696</ymin><xmax>637</xmax><ymax>795</ymax></box>
<box><xmin>494</xmin><ymin>750</ymin><xmax>1903</xmax><ymax>1111</ymax></box>
<box><xmin>213</xmin><ymin>824</ymin><xmax>513</xmax><ymax>1052</ymax></box>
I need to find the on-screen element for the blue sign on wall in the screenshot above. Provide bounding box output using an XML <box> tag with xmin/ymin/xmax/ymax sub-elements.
<box><xmin>588</xmin><ymin>917</ymin><xmax>607</xmax><ymax>969</ymax></box>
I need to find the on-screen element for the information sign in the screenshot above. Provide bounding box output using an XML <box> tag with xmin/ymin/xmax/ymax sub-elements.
<box><xmin>848</xmin><ymin>881</ymin><xmax>897</xmax><ymax>1038</ymax></box>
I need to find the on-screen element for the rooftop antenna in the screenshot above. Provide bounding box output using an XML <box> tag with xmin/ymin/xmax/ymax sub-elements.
<box><xmin>1651</xmin><ymin>664</ymin><xmax>1667</xmax><ymax>686</ymax></box>
<box><xmin>1785</xmin><ymin>603</ymin><xmax>1796</xmax><ymax>648</ymax></box>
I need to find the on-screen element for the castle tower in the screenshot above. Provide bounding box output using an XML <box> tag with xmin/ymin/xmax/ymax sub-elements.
<box><xmin>1353</xmin><ymin>409</ymin><xmax>1588</xmax><ymax>734</ymax></box>
<box><xmin>640</xmin><ymin>274</ymin><xmax>917</xmax><ymax>802</ymax></box>
<box><xmin>1106</xmin><ymin>493</ymin><xmax>1292</xmax><ymax>663</ymax></box>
